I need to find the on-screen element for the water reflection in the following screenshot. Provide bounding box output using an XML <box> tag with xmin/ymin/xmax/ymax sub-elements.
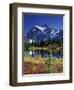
<box><xmin>24</xmin><ymin>50</ymin><xmax>63</xmax><ymax>58</ymax></box>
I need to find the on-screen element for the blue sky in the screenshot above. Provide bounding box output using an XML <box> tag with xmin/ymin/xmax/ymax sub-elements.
<box><xmin>23</xmin><ymin>14</ymin><xmax>63</xmax><ymax>35</ymax></box>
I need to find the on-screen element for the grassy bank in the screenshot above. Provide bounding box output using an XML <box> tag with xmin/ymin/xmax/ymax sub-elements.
<box><xmin>24</xmin><ymin>56</ymin><xmax>63</xmax><ymax>74</ymax></box>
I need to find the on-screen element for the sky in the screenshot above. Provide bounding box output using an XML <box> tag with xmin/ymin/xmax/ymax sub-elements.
<box><xmin>23</xmin><ymin>13</ymin><xmax>63</xmax><ymax>35</ymax></box>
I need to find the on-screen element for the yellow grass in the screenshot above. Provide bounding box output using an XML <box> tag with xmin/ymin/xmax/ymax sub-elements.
<box><xmin>24</xmin><ymin>56</ymin><xmax>63</xmax><ymax>74</ymax></box>
<box><xmin>24</xmin><ymin>56</ymin><xmax>47</xmax><ymax>64</ymax></box>
<box><xmin>24</xmin><ymin>56</ymin><xmax>63</xmax><ymax>65</ymax></box>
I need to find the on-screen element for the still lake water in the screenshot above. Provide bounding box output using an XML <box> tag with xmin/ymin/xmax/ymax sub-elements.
<box><xmin>24</xmin><ymin>50</ymin><xmax>63</xmax><ymax>59</ymax></box>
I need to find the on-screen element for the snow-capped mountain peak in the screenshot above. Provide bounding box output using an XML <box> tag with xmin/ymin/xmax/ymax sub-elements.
<box><xmin>25</xmin><ymin>24</ymin><xmax>63</xmax><ymax>44</ymax></box>
<box><xmin>35</xmin><ymin>25</ymin><xmax>46</xmax><ymax>32</ymax></box>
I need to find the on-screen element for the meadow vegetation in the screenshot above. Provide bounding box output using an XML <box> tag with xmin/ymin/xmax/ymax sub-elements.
<box><xmin>24</xmin><ymin>55</ymin><xmax>63</xmax><ymax>74</ymax></box>
<box><xmin>24</xmin><ymin>41</ymin><xmax>63</xmax><ymax>74</ymax></box>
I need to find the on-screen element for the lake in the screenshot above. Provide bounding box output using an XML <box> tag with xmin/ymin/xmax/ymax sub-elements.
<box><xmin>24</xmin><ymin>50</ymin><xmax>63</xmax><ymax>59</ymax></box>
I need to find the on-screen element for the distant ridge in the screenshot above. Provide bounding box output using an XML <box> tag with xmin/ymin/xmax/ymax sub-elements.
<box><xmin>24</xmin><ymin>24</ymin><xmax>63</xmax><ymax>45</ymax></box>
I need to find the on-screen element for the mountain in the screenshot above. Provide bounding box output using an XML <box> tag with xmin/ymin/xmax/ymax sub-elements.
<box><xmin>24</xmin><ymin>25</ymin><xmax>63</xmax><ymax>45</ymax></box>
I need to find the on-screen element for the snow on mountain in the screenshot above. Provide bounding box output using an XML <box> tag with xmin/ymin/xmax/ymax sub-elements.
<box><xmin>35</xmin><ymin>25</ymin><xmax>46</xmax><ymax>32</ymax></box>
<box><xmin>50</xmin><ymin>29</ymin><xmax>60</xmax><ymax>39</ymax></box>
<box><xmin>25</xmin><ymin>25</ymin><xmax>63</xmax><ymax>44</ymax></box>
